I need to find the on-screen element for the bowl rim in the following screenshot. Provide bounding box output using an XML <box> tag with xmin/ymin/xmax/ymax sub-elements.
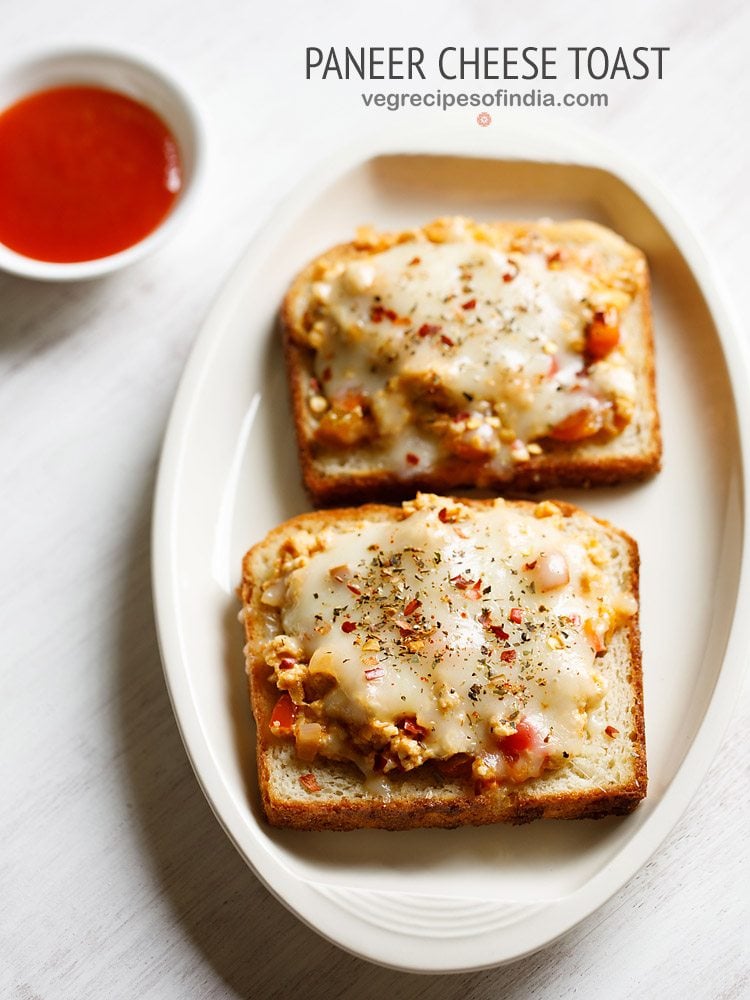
<box><xmin>0</xmin><ymin>45</ymin><xmax>205</xmax><ymax>281</ymax></box>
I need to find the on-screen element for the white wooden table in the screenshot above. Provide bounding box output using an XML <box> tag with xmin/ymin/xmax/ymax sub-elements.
<box><xmin>2</xmin><ymin>2</ymin><xmax>749</xmax><ymax>996</ymax></box>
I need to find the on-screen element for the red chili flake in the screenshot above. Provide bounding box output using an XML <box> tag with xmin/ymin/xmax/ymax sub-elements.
<box><xmin>370</xmin><ymin>305</ymin><xmax>385</xmax><ymax>323</ymax></box>
<box><xmin>605</xmin><ymin>726</ymin><xmax>620</xmax><ymax>738</ymax></box>
<box><xmin>438</xmin><ymin>507</ymin><xmax>449</xmax><ymax>523</ymax></box>
<box><xmin>490</xmin><ymin>624</ymin><xmax>510</xmax><ymax>641</ymax></box>
<box><xmin>347</xmin><ymin>583</ymin><xmax>362</xmax><ymax>596</ymax></box>
<box><xmin>465</xmin><ymin>580</ymin><xmax>483</xmax><ymax>601</ymax></box>
<box><xmin>509</xmin><ymin>608</ymin><xmax>523</xmax><ymax>624</ymax></box>
<box><xmin>500</xmin><ymin>649</ymin><xmax>517</xmax><ymax>663</ymax></box>
<box><xmin>278</xmin><ymin>658</ymin><xmax>297</xmax><ymax>671</ymax></box>
<box><xmin>341</xmin><ymin>621</ymin><xmax>356</xmax><ymax>633</ymax></box>
<box><xmin>408</xmin><ymin>256</ymin><xmax>421</xmax><ymax>266</ymax></box>
<box><xmin>405</xmin><ymin>452</ymin><xmax>420</xmax><ymax>466</ymax></box>
<box><xmin>567</xmin><ymin>613</ymin><xmax>582</xmax><ymax>627</ymax></box>
<box><xmin>524</xmin><ymin>560</ymin><xmax>538</xmax><ymax>571</ymax></box>
<box><xmin>365</xmin><ymin>666</ymin><xmax>385</xmax><ymax>681</ymax></box>
<box><xmin>299</xmin><ymin>773</ymin><xmax>321</xmax><ymax>793</ymax></box>
<box><xmin>417</xmin><ymin>322</ymin><xmax>441</xmax><ymax>337</ymax></box>
<box><xmin>404</xmin><ymin>598</ymin><xmax>422</xmax><ymax>617</ymax></box>
<box><xmin>402</xmin><ymin>718</ymin><xmax>427</xmax><ymax>739</ymax></box>
<box><xmin>461</xmin><ymin>298</ymin><xmax>477</xmax><ymax>310</ymax></box>
<box><xmin>502</xmin><ymin>261</ymin><xmax>519</xmax><ymax>282</ymax></box>
<box><xmin>479</xmin><ymin>608</ymin><xmax>491</xmax><ymax>625</ymax></box>
<box><xmin>440</xmin><ymin>334</ymin><xmax>455</xmax><ymax>347</ymax></box>
<box><xmin>450</xmin><ymin>574</ymin><xmax>473</xmax><ymax>589</ymax></box>
<box><xmin>372</xmin><ymin>306</ymin><xmax>398</xmax><ymax>323</ymax></box>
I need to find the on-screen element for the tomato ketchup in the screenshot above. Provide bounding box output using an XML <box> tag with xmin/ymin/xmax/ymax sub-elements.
<box><xmin>0</xmin><ymin>85</ymin><xmax>182</xmax><ymax>262</ymax></box>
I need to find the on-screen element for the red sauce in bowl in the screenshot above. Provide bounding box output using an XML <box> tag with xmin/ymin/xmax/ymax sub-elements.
<box><xmin>0</xmin><ymin>85</ymin><xmax>182</xmax><ymax>263</ymax></box>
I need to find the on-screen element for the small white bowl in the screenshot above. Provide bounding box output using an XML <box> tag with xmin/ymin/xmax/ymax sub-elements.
<box><xmin>0</xmin><ymin>48</ymin><xmax>205</xmax><ymax>281</ymax></box>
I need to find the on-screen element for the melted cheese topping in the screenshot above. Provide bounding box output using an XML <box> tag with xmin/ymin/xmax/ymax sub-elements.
<box><xmin>296</xmin><ymin>219</ymin><xmax>641</xmax><ymax>475</ymax></box>
<box><xmin>260</xmin><ymin>495</ymin><xmax>636</xmax><ymax>786</ymax></box>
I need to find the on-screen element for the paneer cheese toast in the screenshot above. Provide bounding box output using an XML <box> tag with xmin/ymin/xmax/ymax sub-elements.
<box><xmin>239</xmin><ymin>494</ymin><xmax>646</xmax><ymax>830</ymax></box>
<box><xmin>283</xmin><ymin>218</ymin><xmax>661</xmax><ymax>505</ymax></box>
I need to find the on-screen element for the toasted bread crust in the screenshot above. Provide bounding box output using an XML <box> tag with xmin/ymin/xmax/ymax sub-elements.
<box><xmin>240</xmin><ymin>498</ymin><xmax>647</xmax><ymax>830</ymax></box>
<box><xmin>282</xmin><ymin>220</ymin><xmax>662</xmax><ymax>507</ymax></box>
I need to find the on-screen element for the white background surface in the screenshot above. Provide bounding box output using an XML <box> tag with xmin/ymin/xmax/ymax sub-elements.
<box><xmin>2</xmin><ymin>1</ymin><xmax>749</xmax><ymax>997</ymax></box>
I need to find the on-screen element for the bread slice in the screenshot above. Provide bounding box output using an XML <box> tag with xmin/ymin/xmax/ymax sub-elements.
<box><xmin>239</xmin><ymin>494</ymin><xmax>646</xmax><ymax>830</ymax></box>
<box><xmin>282</xmin><ymin>217</ymin><xmax>661</xmax><ymax>506</ymax></box>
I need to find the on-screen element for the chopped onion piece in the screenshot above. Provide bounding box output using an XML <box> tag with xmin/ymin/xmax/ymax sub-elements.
<box><xmin>295</xmin><ymin>721</ymin><xmax>324</xmax><ymax>761</ymax></box>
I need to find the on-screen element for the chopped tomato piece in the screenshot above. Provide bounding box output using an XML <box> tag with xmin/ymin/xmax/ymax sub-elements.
<box><xmin>269</xmin><ymin>692</ymin><xmax>296</xmax><ymax>736</ymax></box>
<box><xmin>548</xmin><ymin>406</ymin><xmax>603</xmax><ymax>442</ymax></box>
<box><xmin>498</xmin><ymin>718</ymin><xmax>538</xmax><ymax>760</ymax></box>
<box><xmin>585</xmin><ymin>310</ymin><xmax>620</xmax><ymax>361</ymax></box>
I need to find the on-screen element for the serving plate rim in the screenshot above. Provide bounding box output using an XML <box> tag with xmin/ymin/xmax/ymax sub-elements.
<box><xmin>151</xmin><ymin>117</ymin><xmax>750</xmax><ymax>972</ymax></box>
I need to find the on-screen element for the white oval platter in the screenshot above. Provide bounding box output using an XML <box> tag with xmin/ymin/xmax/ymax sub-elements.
<box><xmin>152</xmin><ymin>119</ymin><xmax>750</xmax><ymax>973</ymax></box>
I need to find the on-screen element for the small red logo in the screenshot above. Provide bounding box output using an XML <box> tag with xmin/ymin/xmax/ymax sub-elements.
<box><xmin>476</xmin><ymin>112</ymin><xmax>492</xmax><ymax>127</ymax></box>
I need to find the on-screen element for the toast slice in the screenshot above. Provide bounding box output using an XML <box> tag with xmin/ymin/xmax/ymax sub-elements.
<box><xmin>282</xmin><ymin>217</ymin><xmax>661</xmax><ymax>505</ymax></box>
<box><xmin>239</xmin><ymin>494</ymin><xmax>646</xmax><ymax>830</ymax></box>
